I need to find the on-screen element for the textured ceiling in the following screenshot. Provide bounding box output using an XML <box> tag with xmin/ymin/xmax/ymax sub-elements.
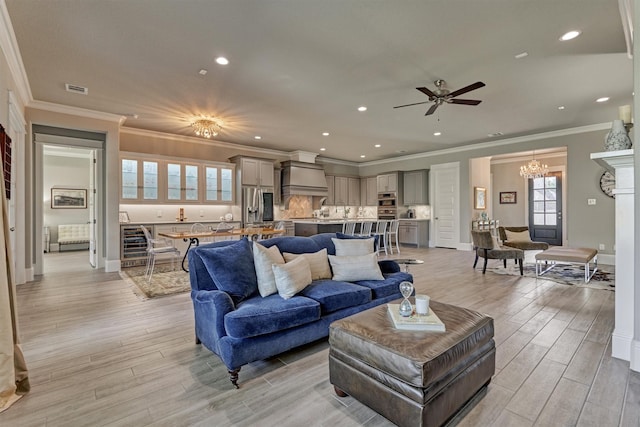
<box><xmin>5</xmin><ymin>0</ymin><xmax>633</xmax><ymax>162</ymax></box>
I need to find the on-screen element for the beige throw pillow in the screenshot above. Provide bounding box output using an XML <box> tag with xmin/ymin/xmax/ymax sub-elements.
<box><xmin>272</xmin><ymin>256</ymin><xmax>312</xmax><ymax>299</ymax></box>
<box><xmin>283</xmin><ymin>249</ymin><xmax>332</xmax><ymax>280</ymax></box>
<box><xmin>253</xmin><ymin>242</ymin><xmax>285</xmax><ymax>297</ymax></box>
<box><xmin>332</xmin><ymin>237</ymin><xmax>375</xmax><ymax>256</ymax></box>
<box><xmin>328</xmin><ymin>253</ymin><xmax>384</xmax><ymax>281</ymax></box>
<box><xmin>491</xmin><ymin>236</ymin><xmax>501</xmax><ymax>249</ymax></box>
<box><xmin>505</xmin><ymin>229</ymin><xmax>532</xmax><ymax>242</ymax></box>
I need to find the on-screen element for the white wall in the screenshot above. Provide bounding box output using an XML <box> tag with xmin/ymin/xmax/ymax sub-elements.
<box><xmin>43</xmin><ymin>154</ymin><xmax>90</xmax><ymax>244</ymax></box>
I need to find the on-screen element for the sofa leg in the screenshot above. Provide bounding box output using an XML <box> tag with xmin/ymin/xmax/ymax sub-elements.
<box><xmin>334</xmin><ymin>386</ymin><xmax>348</xmax><ymax>397</ymax></box>
<box><xmin>195</xmin><ymin>336</ymin><xmax>201</xmax><ymax>345</ymax></box>
<box><xmin>473</xmin><ymin>253</ymin><xmax>479</xmax><ymax>269</ymax></box>
<box><xmin>229</xmin><ymin>368</ymin><xmax>241</xmax><ymax>389</ymax></box>
<box><xmin>519</xmin><ymin>259</ymin><xmax>523</xmax><ymax>276</ymax></box>
<box><xmin>503</xmin><ymin>259</ymin><xmax>507</xmax><ymax>268</ymax></box>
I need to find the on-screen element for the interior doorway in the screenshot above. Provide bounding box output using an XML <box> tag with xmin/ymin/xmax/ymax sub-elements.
<box><xmin>33</xmin><ymin>126</ymin><xmax>106</xmax><ymax>276</ymax></box>
<box><xmin>527</xmin><ymin>171</ymin><xmax>563</xmax><ymax>245</ymax></box>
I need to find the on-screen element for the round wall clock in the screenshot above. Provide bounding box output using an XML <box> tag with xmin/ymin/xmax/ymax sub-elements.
<box><xmin>599</xmin><ymin>170</ymin><xmax>615</xmax><ymax>198</ymax></box>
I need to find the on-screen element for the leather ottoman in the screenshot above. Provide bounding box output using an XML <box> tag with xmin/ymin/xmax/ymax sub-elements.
<box><xmin>329</xmin><ymin>300</ymin><xmax>495</xmax><ymax>427</ymax></box>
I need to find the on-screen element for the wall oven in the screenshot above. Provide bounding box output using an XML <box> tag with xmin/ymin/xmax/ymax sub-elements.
<box><xmin>378</xmin><ymin>192</ymin><xmax>397</xmax><ymax>220</ymax></box>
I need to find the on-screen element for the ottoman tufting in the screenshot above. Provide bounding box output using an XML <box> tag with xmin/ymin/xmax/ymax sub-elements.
<box><xmin>329</xmin><ymin>300</ymin><xmax>495</xmax><ymax>427</ymax></box>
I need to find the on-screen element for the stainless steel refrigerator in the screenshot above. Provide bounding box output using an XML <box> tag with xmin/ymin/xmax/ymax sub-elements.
<box><xmin>242</xmin><ymin>187</ymin><xmax>274</xmax><ymax>225</ymax></box>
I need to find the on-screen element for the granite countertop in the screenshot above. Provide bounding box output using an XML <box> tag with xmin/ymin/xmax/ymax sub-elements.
<box><xmin>291</xmin><ymin>218</ymin><xmax>428</xmax><ymax>223</ymax></box>
<box><xmin>122</xmin><ymin>219</ymin><xmax>241</xmax><ymax>225</ymax></box>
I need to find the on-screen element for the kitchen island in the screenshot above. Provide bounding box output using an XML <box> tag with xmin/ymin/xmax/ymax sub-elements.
<box><xmin>292</xmin><ymin>218</ymin><xmax>375</xmax><ymax>237</ymax></box>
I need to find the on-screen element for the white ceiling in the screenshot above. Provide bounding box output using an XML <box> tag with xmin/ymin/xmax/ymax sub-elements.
<box><xmin>5</xmin><ymin>0</ymin><xmax>633</xmax><ymax>163</ymax></box>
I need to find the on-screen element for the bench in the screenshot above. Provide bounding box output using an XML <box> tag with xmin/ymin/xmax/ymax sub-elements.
<box><xmin>57</xmin><ymin>224</ymin><xmax>90</xmax><ymax>252</ymax></box>
<box><xmin>535</xmin><ymin>247</ymin><xmax>598</xmax><ymax>283</ymax></box>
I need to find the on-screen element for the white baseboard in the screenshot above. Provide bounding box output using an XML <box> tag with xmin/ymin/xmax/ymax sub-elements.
<box><xmin>598</xmin><ymin>253</ymin><xmax>615</xmax><ymax>265</ymax></box>
<box><xmin>611</xmin><ymin>330</ymin><xmax>632</xmax><ymax>362</ymax></box>
<box><xmin>104</xmin><ymin>259</ymin><xmax>121</xmax><ymax>272</ymax></box>
<box><xmin>631</xmin><ymin>339</ymin><xmax>640</xmax><ymax>372</ymax></box>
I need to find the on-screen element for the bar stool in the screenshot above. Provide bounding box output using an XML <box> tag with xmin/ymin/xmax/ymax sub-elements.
<box><xmin>358</xmin><ymin>221</ymin><xmax>374</xmax><ymax>237</ymax></box>
<box><xmin>342</xmin><ymin>221</ymin><xmax>356</xmax><ymax>235</ymax></box>
<box><xmin>386</xmin><ymin>220</ymin><xmax>400</xmax><ymax>254</ymax></box>
<box><xmin>372</xmin><ymin>220</ymin><xmax>389</xmax><ymax>255</ymax></box>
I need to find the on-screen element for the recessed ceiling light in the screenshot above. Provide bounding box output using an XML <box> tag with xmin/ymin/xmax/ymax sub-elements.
<box><xmin>215</xmin><ymin>57</ymin><xmax>229</xmax><ymax>65</ymax></box>
<box><xmin>322</xmin><ymin>132</ymin><xmax>330</xmax><ymax>136</ymax></box>
<box><xmin>374</xmin><ymin>144</ymin><xmax>381</xmax><ymax>148</ymax></box>
<box><xmin>254</xmin><ymin>136</ymin><xmax>262</xmax><ymax>140</ymax></box>
<box><xmin>433</xmin><ymin>132</ymin><xmax>442</xmax><ymax>136</ymax></box>
<box><xmin>560</xmin><ymin>30</ymin><xmax>581</xmax><ymax>41</ymax></box>
<box><xmin>320</xmin><ymin>147</ymin><xmax>326</xmax><ymax>151</ymax></box>
<box><xmin>198</xmin><ymin>69</ymin><xmax>208</xmax><ymax>75</ymax></box>
<box><xmin>358</xmin><ymin>106</ymin><xmax>367</xmax><ymax>112</ymax></box>
<box><xmin>360</xmin><ymin>155</ymin><xmax>366</xmax><ymax>158</ymax></box>
<box><xmin>514</xmin><ymin>52</ymin><xmax>528</xmax><ymax>59</ymax></box>
<box><xmin>558</xmin><ymin>106</ymin><xmax>565</xmax><ymax>110</ymax></box>
<box><xmin>596</xmin><ymin>97</ymin><xmax>610</xmax><ymax>103</ymax></box>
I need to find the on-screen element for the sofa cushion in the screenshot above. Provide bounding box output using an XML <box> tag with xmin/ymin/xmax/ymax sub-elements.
<box><xmin>329</xmin><ymin>253</ymin><xmax>384</xmax><ymax>281</ymax></box>
<box><xmin>354</xmin><ymin>271</ymin><xmax>413</xmax><ymax>299</ymax></box>
<box><xmin>199</xmin><ymin>237</ymin><xmax>258</xmax><ymax>303</ymax></box>
<box><xmin>224</xmin><ymin>294</ymin><xmax>320</xmax><ymax>339</ymax></box>
<box><xmin>298</xmin><ymin>280</ymin><xmax>371</xmax><ymax>314</ymax></box>
<box><xmin>332</xmin><ymin>237</ymin><xmax>375</xmax><ymax>256</ymax></box>
<box><xmin>283</xmin><ymin>249</ymin><xmax>332</xmax><ymax>280</ymax></box>
<box><xmin>253</xmin><ymin>242</ymin><xmax>285</xmax><ymax>297</ymax></box>
<box><xmin>273</xmin><ymin>256</ymin><xmax>312</xmax><ymax>299</ymax></box>
<box><xmin>505</xmin><ymin>229</ymin><xmax>532</xmax><ymax>242</ymax></box>
<box><xmin>189</xmin><ymin>240</ymin><xmax>245</xmax><ymax>291</ymax></box>
<box><xmin>260</xmin><ymin>236</ymin><xmax>323</xmax><ymax>255</ymax></box>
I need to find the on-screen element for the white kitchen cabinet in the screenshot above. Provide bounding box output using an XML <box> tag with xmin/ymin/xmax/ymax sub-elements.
<box><xmin>120</xmin><ymin>154</ymin><xmax>235</xmax><ymax>204</ymax></box>
<box><xmin>348</xmin><ymin>177</ymin><xmax>360</xmax><ymax>206</ymax></box>
<box><xmin>403</xmin><ymin>170</ymin><xmax>428</xmax><ymax>205</ymax></box>
<box><xmin>121</xmin><ymin>158</ymin><xmax>160</xmax><ymax>202</ymax></box>
<box><xmin>377</xmin><ymin>172</ymin><xmax>399</xmax><ymax>193</ymax></box>
<box><xmin>325</xmin><ymin>175</ymin><xmax>335</xmax><ymax>205</ymax></box>
<box><xmin>398</xmin><ymin>220</ymin><xmax>429</xmax><ymax>247</ymax></box>
<box><xmin>237</xmin><ymin>157</ymin><xmax>274</xmax><ymax>187</ymax></box>
<box><xmin>334</xmin><ymin>176</ymin><xmax>349</xmax><ymax>205</ymax></box>
<box><xmin>361</xmin><ymin>176</ymin><xmax>378</xmax><ymax>206</ymax></box>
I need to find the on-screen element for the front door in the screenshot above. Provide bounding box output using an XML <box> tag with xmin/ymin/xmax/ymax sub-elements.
<box><xmin>528</xmin><ymin>171</ymin><xmax>562</xmax><ymax>245</ymax></box>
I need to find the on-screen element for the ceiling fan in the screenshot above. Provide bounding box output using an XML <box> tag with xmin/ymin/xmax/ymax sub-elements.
<box><xmin>394</xmin><ymin>80</ymin><xmax>486</xmax><ymax>116</ymax></box>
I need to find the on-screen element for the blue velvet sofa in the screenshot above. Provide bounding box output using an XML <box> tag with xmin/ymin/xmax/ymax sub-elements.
<box><xmin>188</xmin><ymin>232</ymin><xmax>412</xmax><ymax>387</ymax></box>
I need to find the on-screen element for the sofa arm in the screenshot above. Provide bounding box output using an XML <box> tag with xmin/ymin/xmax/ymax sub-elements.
<box><xmin>378</xmin><ymin>259</ymin><xmax>401</xmax><ymax>274</ymax></box>
<box><xmin>191</xmin><ymin>289</ymin><xmax>235</xmax><ymax>353</ymax></box>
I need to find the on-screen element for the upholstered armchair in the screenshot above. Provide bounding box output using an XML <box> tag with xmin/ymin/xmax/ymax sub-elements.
<box><xmin>498</xmin><ymin>226</ymin><xmax>549</xmax><ymax>252</ymax></box>
<box><xmin>471</xmin><ymin>230</ymin><xmax>524</xmax><ymax>275</ymax></box>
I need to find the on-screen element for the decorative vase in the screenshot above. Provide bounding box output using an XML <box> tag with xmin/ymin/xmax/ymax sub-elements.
<box><xmin>604</xmin><ymin>120</ymin><xmax>632</xmax><ymax>151</ymax></box>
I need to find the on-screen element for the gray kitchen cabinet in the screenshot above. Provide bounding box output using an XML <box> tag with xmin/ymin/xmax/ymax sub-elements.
<box><xmin>231</xmin><ymin>156</ymin><xmax>275</xmax><ymax>187</ymax></box>
<box><xmin>360</xmin><ymin>176</ymin><xmax>378</xmax><ymax>206</ymax></box>
<box><xmin>348</xmin><ymin>177</ymin><xmax>360</xmax><ymax>206</ymax></box>
<box><xmin>377</xmin><ymin>172</ymin><xmax>400</xmax><ymax>193</ymax></box>
<box><xmin>403</xmin><ymin>170</ymin><xmax>428</xmax><ymax>205</ymax></box>
<box><xmin>398</xmin><ymin>220</ymin><xmax>429</xmax><ymax>247</ymax></box>
<box><xmin>326</xmin><ymin>175</ymin><xmax>335</xmax><ymax>205</ymax></box>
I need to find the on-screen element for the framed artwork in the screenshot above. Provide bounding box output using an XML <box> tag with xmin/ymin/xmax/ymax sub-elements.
<box><xmin>499</xmin><ymin>191</ymin><xmax>517</xmax><ymax>204</ymax></box>
<box><xmin>51</xmin><ymin>188</ymin><xmax>87</xmax><ymax>209</ymax></box>
<box><xmin>474</xmin><ymin>187</ymin><xmax>486</xmax><ymax>210</ymax></box>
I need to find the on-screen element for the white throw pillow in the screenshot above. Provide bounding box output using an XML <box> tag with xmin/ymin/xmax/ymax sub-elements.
<box><xmin>283</xmin><ymin>249</ymin><xmax>332</xmax><ymax>280</ymax></box>
<box><xmin>272</xmin><ymin>256</ymin><xmax>312</xmax><ymax>300</ymax></box>
<box><xmin>328</xmin><ymin>253</ymin><xmax>385</xmax><ymax>281</ymax></box>
<box><xmin>253</xmin><ymin>242</ymin><xmax>285</xmax><ymax>297</ymax></box>
<box><xmin>332</xmin><ymin>237</ymin><xmax>375</xmax><ymax>256</ymax></box>
<box><xmin>505</xmin><ymin>229</ymin><xmax>532</xmax><ymax>242</ymax></box>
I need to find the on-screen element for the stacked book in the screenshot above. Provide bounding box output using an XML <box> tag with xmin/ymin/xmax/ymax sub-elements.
<box><xmin>387</xmin><ymin>304</ymin><xmax>446</xmax><ymax>332</ymax></box>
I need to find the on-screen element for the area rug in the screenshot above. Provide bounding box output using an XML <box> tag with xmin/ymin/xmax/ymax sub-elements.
<box><xmin>120</xmin><ymin>264</ymin><xmax>191</xmax><ymax>299</ymax></box>
<box><xmin>486</xmin><ymin>262</ymin><xmax>615</xmax><ymax>291</ymax></box>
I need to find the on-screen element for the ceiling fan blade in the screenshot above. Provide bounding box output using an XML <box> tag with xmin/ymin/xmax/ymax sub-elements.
<box><xmin>416</xmin><ymin>87</ymin><xmax>437</xmax><ymax>98</ymax></box>
<box><xmin>393</xmin><ymin>101</ymin><xmax>431</xmax><ymax>109</ymax></box>
<box><xmin>447</xmin><ymin>81</ymin><xmax>486</xmax><ymax>98</ymax></box>
<box><xmin>425</xmin><ymin>103</ymin><xmax>439</xmax><ymax>116</ymax></box>
<box><xmin>449</xmin><ymin>99</ymin><xmax>482</xmax><ymax>105</ymax></box>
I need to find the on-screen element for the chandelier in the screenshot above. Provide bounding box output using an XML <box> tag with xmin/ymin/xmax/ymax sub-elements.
<box><xmin>191</xmin><ymin>117</ymin><xmax>223</xmax><ymax>139</ymax></box>
<box><xmin>519</xmin><ymin>151</ymin><xmax>548</xmax><ymax>179</ymax></box>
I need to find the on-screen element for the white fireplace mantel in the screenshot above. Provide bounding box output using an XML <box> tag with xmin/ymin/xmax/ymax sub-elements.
<box><xmin>591</xmin><ymin>149</ymin><xmax>638</xmax><ymax>370</ymax></box>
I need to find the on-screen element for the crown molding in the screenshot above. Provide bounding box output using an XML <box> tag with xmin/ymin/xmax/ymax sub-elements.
<box><xmin>0</xmin><ymin>0</ymin><xmax>32</xmax><ymax>106</ymax></box>
<box><xmin>359</xmin><ymin>123</ymin><xmax>611</xmax><ymax>167</ymax></box>
<box><xmin>29</xmin><ymin>100</ymin><xmax>125</xmax><ymax>123</ymax></box>
<box><xmin>120</xmin><ymin>126</ymin><xmax>291</xmax><ymax>158</ymax></box>
<box><xmin>490</xmin><ymin>150</ymin><xmax>567</xmax><ymax>165</ymax></box>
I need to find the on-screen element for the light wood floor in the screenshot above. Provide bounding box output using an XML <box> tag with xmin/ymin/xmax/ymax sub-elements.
<box><xmin>2</xmin><ymin>247</ymin><xmax>639</xmax><ymax>426</ymax></box>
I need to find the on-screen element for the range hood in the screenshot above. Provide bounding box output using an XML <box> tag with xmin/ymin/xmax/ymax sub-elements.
<box><xmin>281</xmin><ymin>160</ymin><xmax>328</xmax><ymax>198</ymax></box>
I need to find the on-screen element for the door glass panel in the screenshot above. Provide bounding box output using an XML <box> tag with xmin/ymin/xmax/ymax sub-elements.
<box><xmin>545</xmin><ymin>189</ymin><xmax>556</xmax><ymax>201</ymax></box>
<box><xmin>533</xmin><ymin>189</ymin><xmax>545</xmax><ymax>201</ymax></box>
<box><xmin>221</xmin><ymin>168</ymin><xmax>233</xmax><ymax>201</ymax></box>
<box><xmin>545</xmin><ymin>214</ymin><xmax>557</xmax><ymax>225</ymax></box>
<box><xmin>545</xmin><ymin>176</ymin><xmax>557</xmax><ymax>188</ymax></box>
<box><xmin>121</xmin><ymin>159</ymin><xmax>138</xmax><ymax>199</ymax></box>
<box><xmin>546</xmin><ymin>201</ymin><xmax>556</xmax><ymax>212</ymax></box>
<box><xmin>206</xmin><ymin>167</ymin><xmax>218</xmax><ymax>201</ymax></box>
<box><xmin>142</xmin><ymin>161</ymin><xmax>158</xmax><ymax>200</ymax></box>
<box><xmin>167</xmin><ymin>163</ymin><xmax>181</xmax><ymax>200</ymax></box>
<box><xmin>185</xmin><ymin>165</ymin><xmax>198</xmax><ymax>200</ymax></box>
<box><xmin>533</xmin><ymin>177</ymin><xmax>545</xmax><ymax>189</ymax></box>
<box><xmin>534</xmin><ymin>213</ymin><xmax>545</xmax><ymax>225</ymax></box>
<box><xmin>534</xmin><ymin>201</ymin><xmax>545</xmax><ymax>212</ymax></box>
